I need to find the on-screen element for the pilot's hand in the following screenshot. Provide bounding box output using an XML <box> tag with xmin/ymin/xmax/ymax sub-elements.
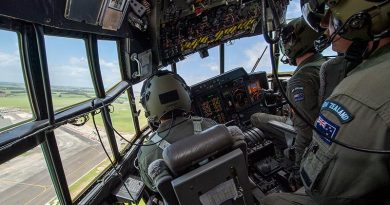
<box><xmin>288</xmin><ymin>166</ymin><xmax>302</xmax><ymax>191</ymax></box>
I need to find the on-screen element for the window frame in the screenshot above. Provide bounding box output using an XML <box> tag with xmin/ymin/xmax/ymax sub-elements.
<box><xmin>0</xmin><ymin>28</ymin><xmax>36</xmax><ymax>132</ymax></box>
<box><xmin>0</xmin><ymin>20</ymin><xmax>145</xmax><ymax>204</ymax></box>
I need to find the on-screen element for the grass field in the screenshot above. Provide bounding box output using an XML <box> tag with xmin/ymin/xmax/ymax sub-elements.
<box><xmin>0</xmin><ymin>93</ymin><xmax>33</xmax><ymax>112</ymax></box>
<box><xmin>0</xmin><ymin>85</ymin><xmax>148</xmax><ymax>133</ymax></box>
<box><xmin>2</xmin><ymin>84</ymin><xmax>149</xmax><ymax>204</ymax></box>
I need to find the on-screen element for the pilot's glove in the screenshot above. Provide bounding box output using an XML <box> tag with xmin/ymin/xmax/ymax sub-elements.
<box><xmin>288</xmin><ymin>165</ymin><xmax>303</xmax><ymax>191</ymax></box>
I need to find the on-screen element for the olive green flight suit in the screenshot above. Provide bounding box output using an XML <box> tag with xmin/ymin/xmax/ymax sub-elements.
<box><xmin>286</xmin><ymin>54</ymin><xmax>327</xmax><ymax>165</ymax></box>
<box><xmin>318</xmin><ymin>56</ymin><xmax>348</xmax><ymax>104</ymax></box>
<box><xmin>262</xmin><ymin>44</ymin><xmax>390</xmax><ymax>205</ymax></box>
<box><xmin>138</xmin><ymin>116</ymin><xmax>217</xmax><ymax>192</ymax></box>
<box><xmin>251</xmin><ymin>54</ymin><xmax>326</xmax><ymax>165</ymax></box>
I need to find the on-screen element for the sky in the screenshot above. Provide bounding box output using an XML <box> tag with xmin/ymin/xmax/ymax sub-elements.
<box><xmin>0</xmin><ymin>0</ymin><xmax>335</xmax><ymax>94</ymax></box>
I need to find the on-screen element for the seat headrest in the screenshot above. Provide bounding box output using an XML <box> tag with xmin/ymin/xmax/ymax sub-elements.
<box><xmin>162</xmin><ymin>124</ymin><xmax>240</xmax><ymax>175</ymax></box>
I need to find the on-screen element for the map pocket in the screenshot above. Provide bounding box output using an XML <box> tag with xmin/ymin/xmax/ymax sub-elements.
<box><xmin>300</xmin><ymin>141</ymin><xmax>334</xmax><ymax>192</ymax></box>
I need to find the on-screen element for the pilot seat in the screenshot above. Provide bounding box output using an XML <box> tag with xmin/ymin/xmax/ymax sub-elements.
<box><xmin>147</xmin><ymin>124</ymin><xmax>255</xmax><ymax>205</ymax></box>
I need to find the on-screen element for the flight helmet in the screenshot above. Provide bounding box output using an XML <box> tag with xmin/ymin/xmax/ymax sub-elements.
<box><xmin>140</xmin><ymin>70</ymin><xmax>191</xmax><ymax>126</ymax></box>
<box><xmin>280</xmin><ymin>17</ymin><xmax>323</xmax><ymax>65</ymax></box>
<box><xmin>300</xmin><ymin>0</ymin><xmax>390</xmax><ymax>41</ymax></box>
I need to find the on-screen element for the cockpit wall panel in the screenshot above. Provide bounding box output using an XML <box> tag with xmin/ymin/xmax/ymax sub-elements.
<box><xmin>0</xmin><ymin>0</ymin><xmax>131</xmax><ymax>37</ymax></box>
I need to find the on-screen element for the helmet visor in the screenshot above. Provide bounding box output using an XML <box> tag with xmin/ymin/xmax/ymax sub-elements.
<box><xmin>281</xmin><ymin>24</ymin><xmax>295</xmax><ymax>45</ymax></box>
<box><xmin>301</xmin><ymin>0</ymin><xmax>327</xmax><ymax>32</ymax></box>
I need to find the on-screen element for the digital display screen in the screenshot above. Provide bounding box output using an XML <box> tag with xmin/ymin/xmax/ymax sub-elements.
<box><xmin>198</xmin><ymin>93</ymin><xmax>226</xmax><ymax>123</ymax></box>
<box><xmin>247</xmin><ymin>80</ymin><xmax>262</xmax><ymax>102</ymax></box>
<box><xmin>248</xmin><ymin>81</ymin><xmax>261</xmax><ymax>94</ymax></box>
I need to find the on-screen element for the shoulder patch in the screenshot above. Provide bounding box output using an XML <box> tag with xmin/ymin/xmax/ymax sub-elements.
<box><xmin>291</xmin><ymin>87</ymin><xmax>304</xmax><ymax>102</ymax></box>
<box><xmin>315</xmin><ymin>114</ymin><xmax>339</xmax><ymax>145</ymax></box>
<box><xmin>321</xmin><ymin>100</ymin><xmax>354</xmax><ymax>123</ymax></box>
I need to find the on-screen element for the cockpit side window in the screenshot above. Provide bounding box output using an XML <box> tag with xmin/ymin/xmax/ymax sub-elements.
<box><xmin>0</xmin><ymin>29</ymin><xmax>56</xmax><ymax>205</ymax></box>
<box><xmin>45</xmin><ymin>36</ymin><xmax>96</xmax><ymax>111</ymax></box>
<box><xmin>0</xmin><ymin>29</ymin><xmax>34</xmax><ymax>131</ymax></box>
<box><xmin>224</xmin><ymin>36</ymin><xmax>273</xmax><ymax>74</ymax></box>
<box><xmin>176</xmin><ymin>46</ymin><xmax>220</xmax><ymax>86</ymax></box>
<box><xmin>98</xmin><ymin>40</ymin><xmax>121</xmax><ymax>91</ymax></box>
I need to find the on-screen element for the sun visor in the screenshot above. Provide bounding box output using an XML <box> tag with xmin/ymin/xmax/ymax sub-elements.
<box><xmin>65</xmin><ymin>0</ymin><xmax>131</xmax><ymax>31</ymax></box>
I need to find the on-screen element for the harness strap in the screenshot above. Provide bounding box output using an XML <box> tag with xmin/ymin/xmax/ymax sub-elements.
<box><xmin>151</xmin><ymin>117</ymin><xmax>204</xmax><ymax>150</ymax></box>
<box><xmin>150</xmin><ymin>134</ymin><xmax>171</xmax><ymax>150</ymax></box>
<box><xmin>192</xmin><ymin>116</ymin><xmax>203</xmax><ymax>134</ymax></box>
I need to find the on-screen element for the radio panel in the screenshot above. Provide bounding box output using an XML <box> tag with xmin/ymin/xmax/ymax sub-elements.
<box><xmin>191</xmin><ymin>68</ymin><xmax>269</xmax><ymax>126</ymax></box>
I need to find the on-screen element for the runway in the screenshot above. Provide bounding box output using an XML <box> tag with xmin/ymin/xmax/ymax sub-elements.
<box><xmin>0</xmin><ymin>108</ymin><xmax>119</xmax><ymax>205</ymax></box>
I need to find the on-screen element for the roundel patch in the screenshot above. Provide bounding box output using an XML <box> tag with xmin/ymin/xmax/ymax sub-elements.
<box><xmin>291</xmin><ymin>86</ymin><xmax>304</xmax><ymax>102</ymax></box>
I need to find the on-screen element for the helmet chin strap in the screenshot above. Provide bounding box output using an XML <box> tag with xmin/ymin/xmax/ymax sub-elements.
<box><xmin>280</xmin><ymin>53</ymin><xmax>297</xmax><ymax>66</ymax></box>
<box><xmin>280</xmin><ymin>53</ymin><xmax>289</xmax><ymax>64</ymax></box>
<box><xmin>314</xmin><ymin>34</ymin><xmax>331</xmax><ymax>52</ymax></box>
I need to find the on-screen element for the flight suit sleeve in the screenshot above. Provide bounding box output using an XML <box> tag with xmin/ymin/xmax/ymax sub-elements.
<box><xmin>287</xmin><ymin>75</ymin><xmax>320</xmax><ymax>164</ymax></box>
<box><xmin>138</xmin><ymin>133</ymin><xmax>162</xmax><ymax>192</ymax></box>
<box><xmin>138</xmin><ymin>147</ymin><xmax>157</xmax><ymax>192</ymax></box>
<box><xmin>300</xmin><ymin>95</ymin><xmax>390</xmax><ymax>204</ymax></box>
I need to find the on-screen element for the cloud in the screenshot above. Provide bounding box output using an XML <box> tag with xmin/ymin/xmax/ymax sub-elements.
<box><xmin>0</xmin><ymin>51</ymin><xmax>20</xmax><ymax>66</ymax></box>
<box><xmin>69</xmin><ymin>56</ymin><xmax>88</xmax><ymax>66</ymax></box>
<box><xmin>203</xmin><ymin>62</ymin><xmax>219</xmax><ymax>72</ymax></box>
<box><xmin>99</xmin><ymin>59</ymin><xmax>121</xmax><ymax>89</ymax></box>
<box><xmin>100</xmin><ymin>59</ymin><xmax>118</xmax><ymax>71</ymax></box>
<box><xmin>286</xmin><ymin>0</ymin><xmax>302</xmax><ymax>20</ymax></box>
<box><xmin>47</xmin><ymin>57</ymin><xmax>92</xmax><ymax>87</ymax></box>
<box><xmin>0</xmin><ymin>51</ymin><xmax>25</xmax><ymax>84</ymax></box>
<box><xmin>45</xmin><ymin>56</ymin><xmax>124</xmax><ymax>89</ymax></box>
<box><xmin>240</xmin><ymin>40</ymin><xmax>272</xmax><ymax>73</ymax></box>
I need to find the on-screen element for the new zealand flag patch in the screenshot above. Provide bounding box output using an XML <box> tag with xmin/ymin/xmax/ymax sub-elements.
<box><xmin>315</xmin><ymin>114</ymin><xmax>339</xmax><ymax>145</ymax></box>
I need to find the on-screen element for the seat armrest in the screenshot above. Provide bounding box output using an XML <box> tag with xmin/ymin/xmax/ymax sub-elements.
<box><xmin>268</xmin><ymin>120</ymin><xmax>297</xmax><ymax>147</ymax></box>
<box><xmin>148</xmin><ymin>160</ymin><xmax>180</xmax><ymax>205</ymax></box>
<box><xmin>268</xmin><ymin>120</ymin><xmax>296</xmax><ymax>135</ymax></box>
<box><xmin>155</xmin><ymin>175</ymin><xmax>180</xmax><ymax>205</ymax></box>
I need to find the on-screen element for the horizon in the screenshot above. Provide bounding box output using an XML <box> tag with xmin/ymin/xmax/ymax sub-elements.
<box><xmin>0</xmin><ymin>0</ymin><xmax>335</xmax><ymax>94</ymax></box>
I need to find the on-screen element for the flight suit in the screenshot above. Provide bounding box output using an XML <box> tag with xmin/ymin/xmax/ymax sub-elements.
<box><xmin>252</xmin><ymin>54</ymin><xmax>326</xmax><ymax>164</ymax></box>
<box><xmin>287</xmin><ymin>53</ymin><xmax>327</xmax><ymax>165</ymax></box>
<box><xmin>300</xmin><ymin>43</ymin><xmax>390</xmax><ymax>204</ymax></box>
<box><xmin>138</xmin><ymin>116</ymin><xmax>217</xmax><ymax>192</ymax></box>
<box><xmin>262</xmin><ymin>44</ymin><xmax>390</xmax><ymax>205</ymax></box>
<box><xmin>318</xmin><ymin>56</ymin><xmax>348</xmax><ymax>104</ymax></box>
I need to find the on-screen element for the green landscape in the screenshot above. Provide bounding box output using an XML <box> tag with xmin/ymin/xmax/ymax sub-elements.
<box><xmin>1</xmin><ymin>81</ymin><xmax>149</xmax><ymax>204</ymax></box>
<box><xmin>0</xmin><ymin>81</ymin><xmax>148</xmax><ymax>133</ymax></box>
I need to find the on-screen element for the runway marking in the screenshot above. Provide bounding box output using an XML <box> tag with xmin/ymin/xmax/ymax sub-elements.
<box><xmin>0</xmin><ymin>178</ymin><xmax>48</xmax><ymax>205</ymax></box>
<box><xmin>0</xmin><ymin>179</ymin><xmax>47</xmax><ymax>189</ymax></box>
<box><xmin>66</xmin><ymin>146</ymin><xmax>106</xmax><ymax>179</ymax></box>
<box><xmin>23</xmin><ymin>186</ymin><xmax>48</xmax><ymax>205</ymax></box>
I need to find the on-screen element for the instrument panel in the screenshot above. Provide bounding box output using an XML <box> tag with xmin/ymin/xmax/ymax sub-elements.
<box><xmin>155</xmin><ymin>0</ymin><xmax>289</xmax><ymax>65</ymax></box>
<box><xmin>191</xmin><ymin>67</ymin><xmax>269</xmax><ymax>126</ymax></box>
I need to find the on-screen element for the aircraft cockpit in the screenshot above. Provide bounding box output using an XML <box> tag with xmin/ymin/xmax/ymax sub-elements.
<box><xmin>0</xmin><ymin>0</ymin><xmax>308</xmax><ymax>204</ymax></box>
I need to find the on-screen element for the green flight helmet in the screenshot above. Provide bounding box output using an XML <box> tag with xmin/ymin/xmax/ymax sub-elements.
<box><xmin>301</xmin><ymin>0</ymin><xmax>390</xmax><ymax>41</ymax></box>
<box><xmin>280</xmin><ymin>17</ymin><xmax>322</xmax><ymax>65</ymax></box>
<box><xmin>140</xmin><ymin>70</ymin><xmax>191</xmax><ymax>126</ymax></box>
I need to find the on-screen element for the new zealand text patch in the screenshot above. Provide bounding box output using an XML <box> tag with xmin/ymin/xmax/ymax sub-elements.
<box><xmin>321</xmin><ymin>100</ymin><xmax>353</xmax><ymax>123</ymax></box>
